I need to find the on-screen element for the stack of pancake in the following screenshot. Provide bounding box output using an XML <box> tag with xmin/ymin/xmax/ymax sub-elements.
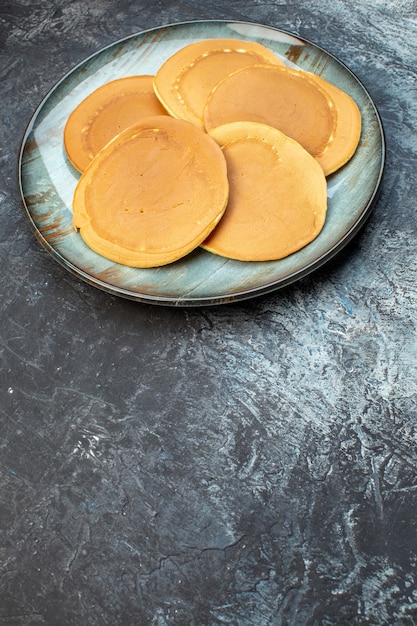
<box><xmin>64</xmin><ymin>39</ymin><xmax>361</xmax><ymax>267</ymax></box>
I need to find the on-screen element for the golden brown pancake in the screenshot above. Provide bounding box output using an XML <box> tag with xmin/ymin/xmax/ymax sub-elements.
<box><xmin>202</xmin><ymin>121</ymin><xmax>328</xmax><ymax>261</ymax></box>
<box><xmin>64</xmin><ymin>76</ymin><xmax>168</xmax><ymax>172</ymax></box>
<box><xmin>204</xmin><ymin>64</ymin><xmax>337</xmax><ymax>159</ymax></box>
<box><xmin>153</xmin><ymin>39</ymin><xmax>284</xmax><ymax>129</ymax></box>
<box><xmin>73</xmin><ymin>116</ymin><xmax>229</xmax><ymax>267</ymax></box>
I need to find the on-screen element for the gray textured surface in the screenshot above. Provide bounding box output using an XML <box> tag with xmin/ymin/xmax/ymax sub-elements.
<box><xmin>1</xmin><ymin>1</ymin><xmax>417</xmax><ymax>624</ymax></box>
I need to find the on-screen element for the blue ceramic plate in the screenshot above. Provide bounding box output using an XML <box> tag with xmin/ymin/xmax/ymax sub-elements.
<box><xmin>19</xmin><ymin>20</ymin><xmax>385</xmax><ymax>306</ymax></box>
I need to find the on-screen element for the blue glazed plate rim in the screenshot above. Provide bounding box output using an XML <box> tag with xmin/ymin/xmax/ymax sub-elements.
<box><xmin>18</xmin><ymin>19</ymin><xmax>385</xmax><ymax>306</ymax></box>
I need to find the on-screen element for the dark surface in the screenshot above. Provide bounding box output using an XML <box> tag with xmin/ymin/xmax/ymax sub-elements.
<box><xmin>1</xmin><ymin>1</ymin><xmax>417</xmax><ymax>624</ymax></box>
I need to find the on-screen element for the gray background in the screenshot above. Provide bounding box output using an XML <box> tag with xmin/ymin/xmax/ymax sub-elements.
<box><xmin>1</xmin><ymin>1</ymin><xmax>416</xmax><ymax>624</ymax></box>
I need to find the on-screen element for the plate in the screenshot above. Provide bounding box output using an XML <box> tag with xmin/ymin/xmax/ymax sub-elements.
<box><xmin>19</xmin><ymin>20</ymin><xmax>385</xmax><ymax>306</ymax></box>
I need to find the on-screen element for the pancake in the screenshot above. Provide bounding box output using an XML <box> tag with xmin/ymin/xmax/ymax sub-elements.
<box><xmin>204</xmin><ymin>64</ymin><xmax>337</xmax><ymax>160</ymax></box>
<box><xmin>64</xmin><ymin>76</ymin><xmax>168</xmax><ymax>172</ymax></box>
<box><xmin>202</xmin><ymin>121</ymin><xmax>328</xmax><ymax>261</ymax></box>
<box><xmin>153</xmin><ymin>38</ymin><xmax>284</xmax><ymax>129</ymax></box>
<box><xmin>73</xmin><ymin>116</ymin><xmax>229</xmax><ymax>267</ymax></box>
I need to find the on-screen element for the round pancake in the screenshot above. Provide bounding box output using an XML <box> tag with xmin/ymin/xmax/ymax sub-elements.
<box><xmin>202</xmin><ymin>121</ymin><xmax>328</xmax><ymax>261</ymax></box>
<box><xmin>64</xmin><ymin>76</ymin><xmax>168</xmax><ymax>172</ymax></box>
<box><xmin>153</xmin><ymin>38</ymin><xmax>284</xmax><ymax>129</ymax></box>
<box><xmin>204</xmin><ymin>64</ymin><xmax>337</xmax><ymax>159</ymax></box>
<box><xmin>73</xmin><ymin>116</ymin><xmax>229</xmax><ymax>267</ymax></box>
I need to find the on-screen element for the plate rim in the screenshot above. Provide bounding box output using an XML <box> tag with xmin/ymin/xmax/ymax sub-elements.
<box><xmin>18</xmin><ymin>18</ymin><xmax>386</xmax><ymax>307</ymax></box>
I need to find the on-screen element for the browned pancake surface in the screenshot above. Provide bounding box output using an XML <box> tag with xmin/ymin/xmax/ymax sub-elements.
<box><xmin>204</xmin><ymin>64</ymin><xmax>337</xmax><ymax>159</ymax></box>
<box><xmin>202</xmin><ymin>121</ymin><xmax>328</xmax><ymax>261</ymax></box>
<box><xmin>73</xmin><ymin>116</ymin><xmax>229</xmax><ymax>267</ymax></box>
<box><xmin>64</xmin><ymin>76</ymin><xmax>168</xmax><ymax>172</ymax></box>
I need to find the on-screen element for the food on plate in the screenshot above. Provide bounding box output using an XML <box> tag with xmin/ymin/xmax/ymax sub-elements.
<box><xmin>204</xmin><ymin>62</ymin><xmax>362</xmax><ymax>177</ymax></box>
<box><xmin>202</xmin><ymin>121</ymin><xmax>328</xmax><ymax>261</ymax></box>
<box><xmin>72</xmin><ymin>116</ymin><xmax>229</xmax><ymax>267</ymax></box>
<box><xmin>153</xmin><ymin>38</ymin><xmax>284</xmax><ymax>129</ymax></box>
<box><xmin>64</xmin><ymin>76</ymin><xmax>168</xmax><ymax>172</ymax></box>
<box><xmin>204</xmin><ymin>64</ymin><xmax>337</xmax><ymax>164</ymax></box>
<box><xmin>65</xmin><ymin>37</ymin><xmax>362</xmax><ymax>268</ymax></box>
